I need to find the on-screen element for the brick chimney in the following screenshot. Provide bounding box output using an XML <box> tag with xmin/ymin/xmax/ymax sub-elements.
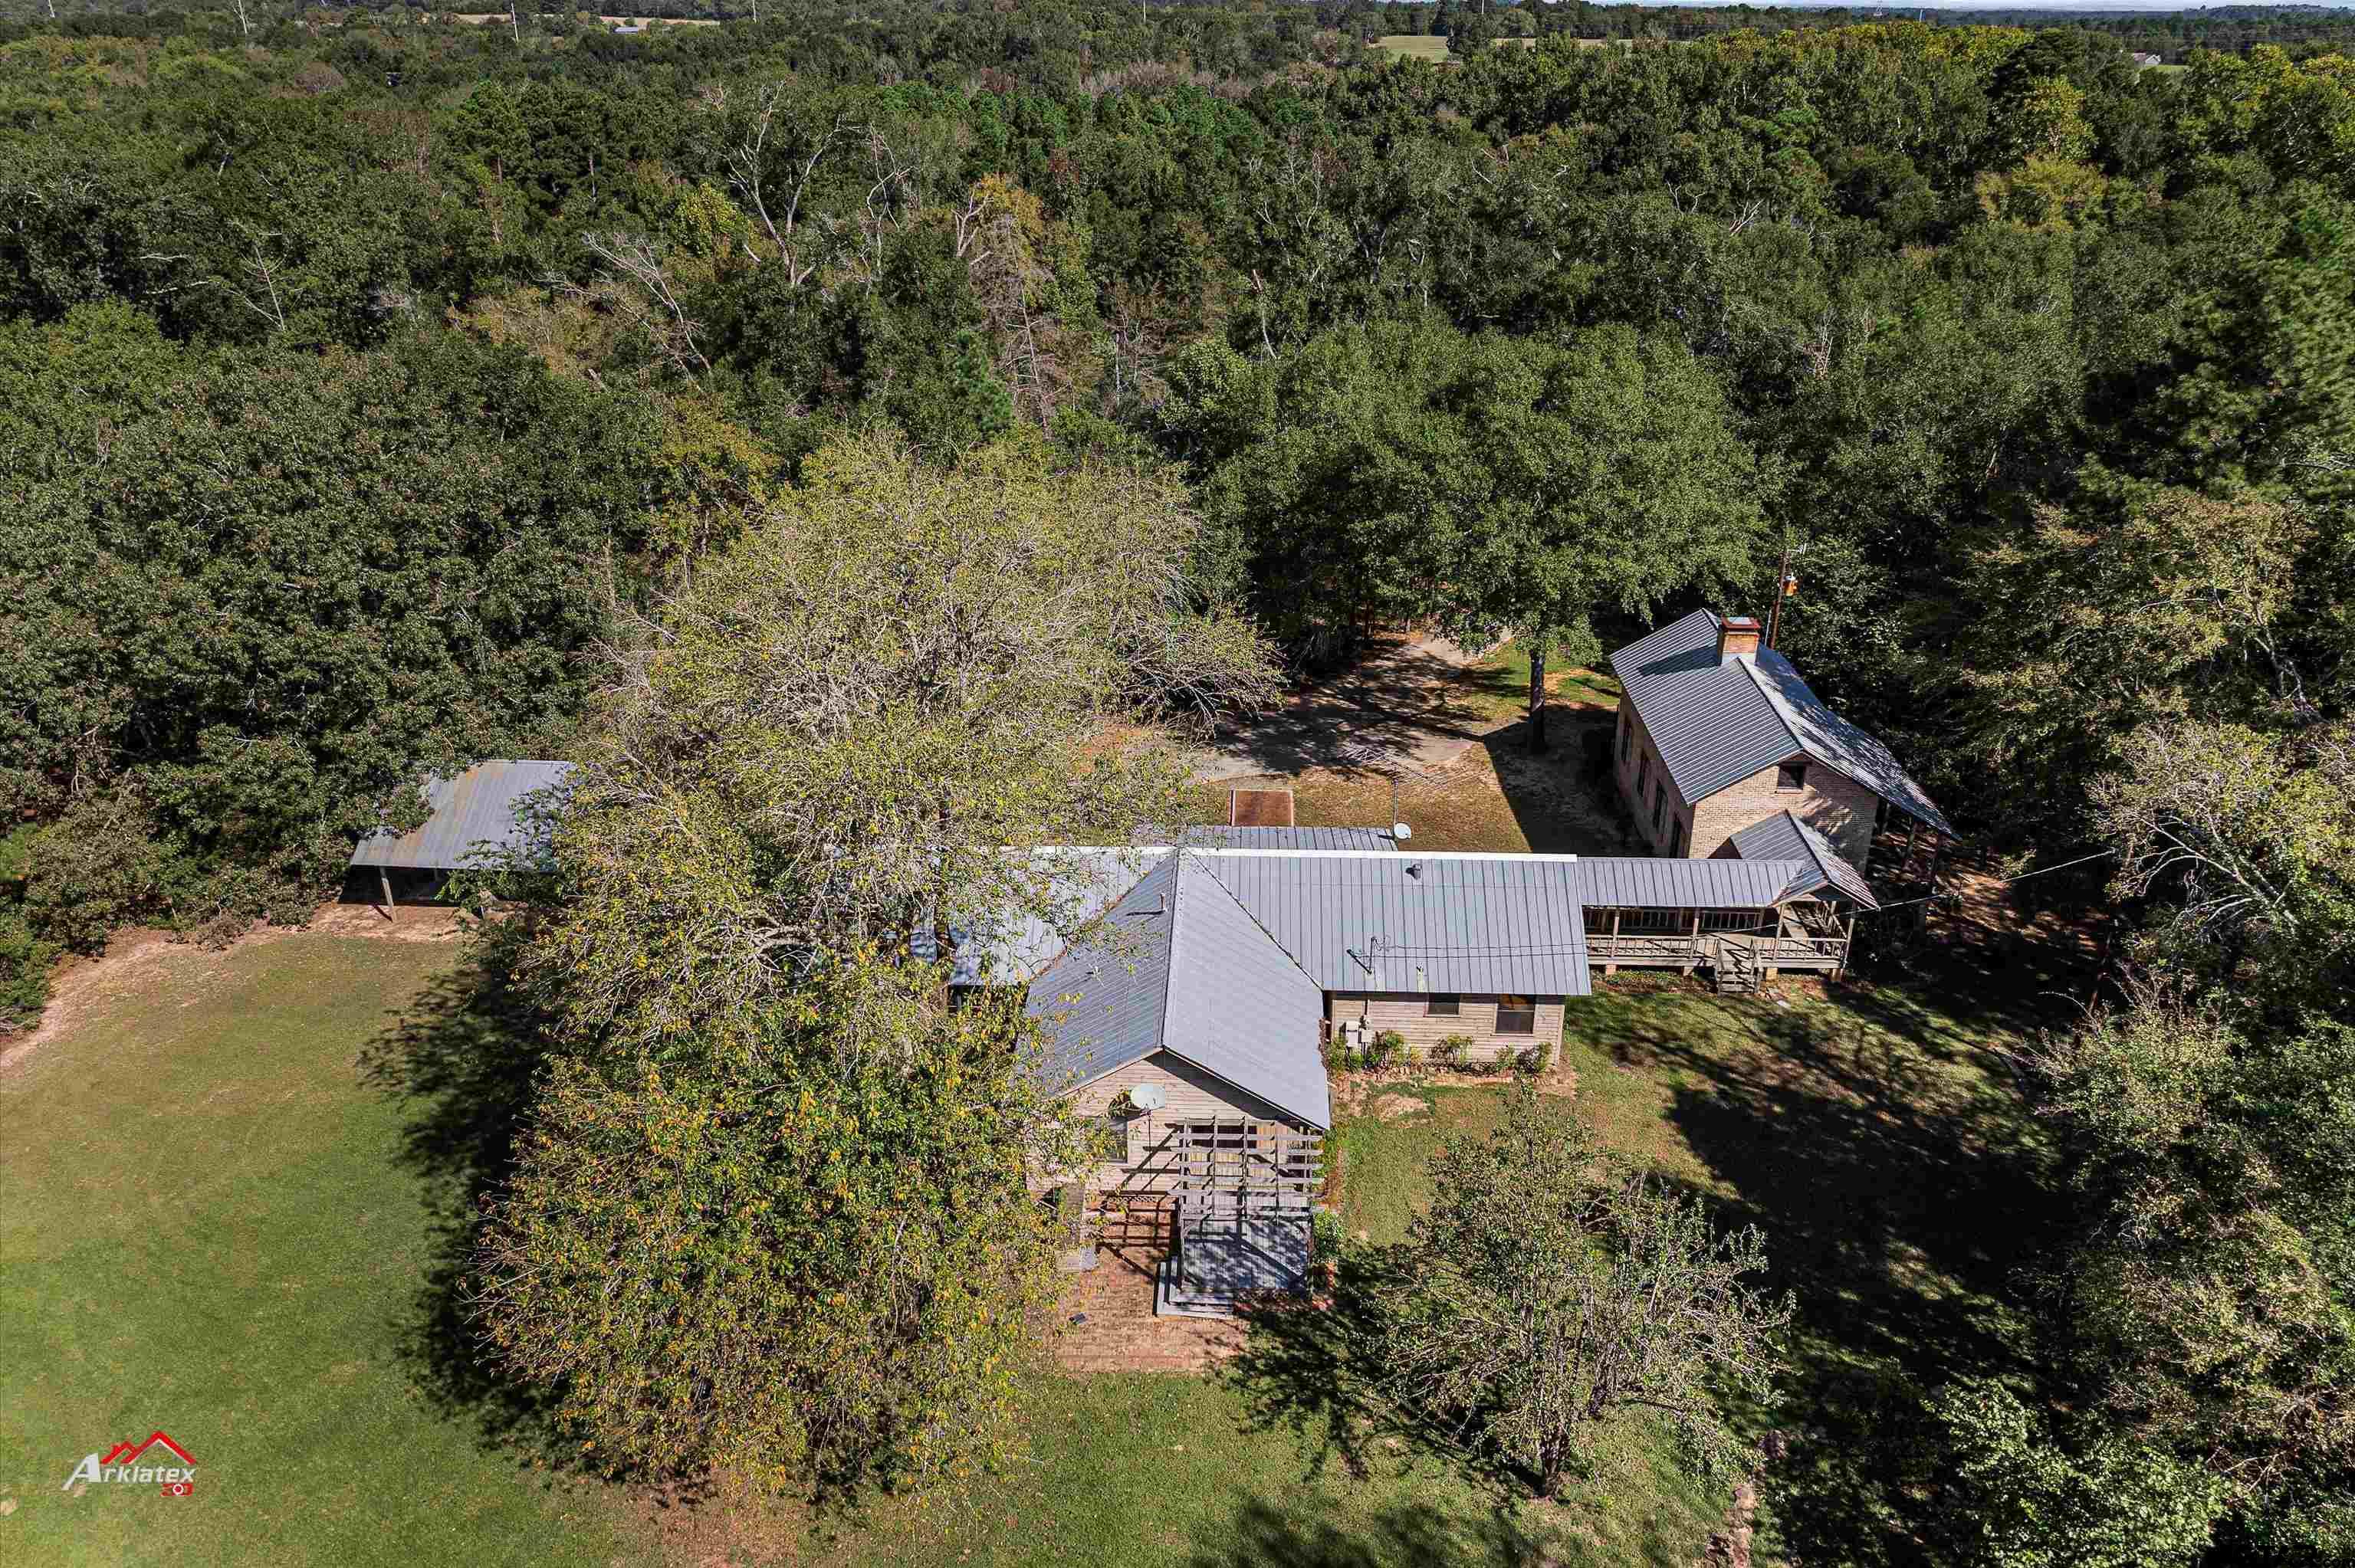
<box><xmin>1717</xmin><ymin>614</ymin><xmax>1762</xmax><ymax>664</ymax></box>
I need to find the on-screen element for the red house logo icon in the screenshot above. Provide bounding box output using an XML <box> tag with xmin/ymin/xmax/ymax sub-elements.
<box><xmin>63</xmin><ymin>1432</ymin><xmax>198</xmax><ymax>1494</ymax></box>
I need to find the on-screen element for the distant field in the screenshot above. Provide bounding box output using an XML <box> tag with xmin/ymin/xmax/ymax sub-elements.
<box><xmin>1371</xmin><ymin>34</ymin><xmax>1450</xmax><ymax>61</ymax></box>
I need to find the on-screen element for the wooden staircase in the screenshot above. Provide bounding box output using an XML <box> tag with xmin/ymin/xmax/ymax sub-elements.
<box><xmin>1710</xmin><ymin>936</ymin><xmax>1762</xmax><ymax>996</ymax></box>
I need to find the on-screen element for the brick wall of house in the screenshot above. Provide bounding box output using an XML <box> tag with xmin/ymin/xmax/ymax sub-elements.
<box><xmin>1064</xmin><ymin>1051</ymin><xmax>1306</xmax><ymax>1192</ymax></box>
<box><xmin>1614</xmin><ymin>704</ymin><xmax>1693</xmax><ymax>855</ymax></box>
<box><xmin>1685</xmin><ymin>759</ymin><xmax>1880</xmax><ymax>868</ymax></box>
<box><xmin>1328</xmin><ymin>993</ymin><xmax>1565</xmax><ymax>1062</ymax></box>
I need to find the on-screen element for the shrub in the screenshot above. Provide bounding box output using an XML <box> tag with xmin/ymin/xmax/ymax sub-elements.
<box><xmin>1310</xmin><ymin>1208</ymin><xmax>1345</xmax><ymax>1265</ymax></box>
<box><xmin>1432</xmin><ymin>1034</ymin><xmax>1472</xmax><ymax>1068</ymax></box>
<box><xmin>1516</xmin><ymin>1042</ymin><xmax>1554</xmax><ymax>1075</ymax></box>
<box><xmin>1365</xmin><ymin>1029</ymin><xmax>1406</xmax><ymax>1071</ymax></box>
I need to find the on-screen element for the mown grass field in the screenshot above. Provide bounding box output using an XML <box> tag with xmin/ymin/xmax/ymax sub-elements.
<box><xmin>1371</xmin><ymin>33</ymin><xmax>1451</xmax><ymax>61</ymax></box>
<box><xmin>0</xmin><ymin>934</ymin><xmax>637</xmax><ymax>1568</ymax></box>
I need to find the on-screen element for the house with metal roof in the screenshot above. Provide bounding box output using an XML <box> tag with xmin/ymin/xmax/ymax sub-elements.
<box><xmin>1608</xmin><ymin>609</ymin><xmax>1949</xmax><ymax>873</ymax></box>
<box><xmin>987</xmin><ymin>836</ymin><xmax>1878</xmax><ymax>1313</ymax></box>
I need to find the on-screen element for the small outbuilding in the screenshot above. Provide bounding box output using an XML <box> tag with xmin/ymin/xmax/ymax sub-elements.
<box><xmin>347</xmin><ymin>759</ymin><xmax>575</xmax><ymax>904</ymax></box>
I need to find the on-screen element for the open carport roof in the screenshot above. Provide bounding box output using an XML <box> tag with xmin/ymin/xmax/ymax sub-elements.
<box><xmin>348</xmin><ymin>760</ymin><xmax>575</xmax><ymax>871</ymax></box>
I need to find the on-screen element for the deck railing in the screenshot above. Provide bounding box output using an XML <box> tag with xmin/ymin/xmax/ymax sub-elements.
<box><xmin>1585</xmin><ymin>931</ymin><xmax>1848</xmax><ymax>968</ymax></box>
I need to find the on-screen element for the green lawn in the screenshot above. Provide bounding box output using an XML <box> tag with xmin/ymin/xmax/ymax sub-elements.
<box><xmin>1371</xmin><ymin>33</ymin><xmax>1451</xmax><ymax>61</ymax></box>
<box><xmin>0</xmin><ymin>934</ymin><xmax>638</xmax><ymax>1567</ymax></box>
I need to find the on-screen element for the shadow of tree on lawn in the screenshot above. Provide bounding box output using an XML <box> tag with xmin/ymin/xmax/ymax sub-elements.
<box><xmin>1583</xmin><ymin>981</ymin><xmax>2063</xmax><ymax>1566</ymax></box>
<box><xmin>1180</xmin><ymin>1493</ymin><xmax>1565</xmax><ymax>1568</ymax></box>
<box><xmin>357</xmin><ymin>919</ymin><xmax>570</xmax><ymax>1465</ymax></box>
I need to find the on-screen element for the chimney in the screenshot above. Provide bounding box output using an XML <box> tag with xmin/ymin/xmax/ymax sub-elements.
<box><xmin>1717</xmin><ymin>614</ymin><xmax>1762</xmax><ymax>664</ymax></box>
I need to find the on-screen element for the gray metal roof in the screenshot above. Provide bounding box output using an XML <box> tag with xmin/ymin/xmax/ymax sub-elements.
<box><xmin>1569</xmin><ymin>855</ymin><xmax>1827</xmax><ymax>910</ymax></box>
<box><xmin>1135</xmin><ymin>825</ymin><xmax>1398</xmax><ymax>851</ymax></box>
<box><xmin>1611</xmin><ymin>610</ymin><xmax>1952</xmax><ymax>835</ymax></box>
<box><xmin>349</xmin><ymin>760</ymin><xmax>576</xmax><ymax>871</ymax></box>
<box><xmin>1028</xmin><ymin>856</ymin><xmax>1329</xmax><ymax>1128</ymax></box>
<box><xmin>1029</xmin><ymin>857</ymin><xmax>1180</xmax><ymax>1093</ymax></box>
<box><xmin>1725</xmin><ymin>813</ymin><xmax>1880</xmax><ymax>909</ymax></box>
<box><xmin>999</xmin><ymin>845</ymin><xmax>1845</xmax><ymax>1129</ymax></box>
<box><xmin>1199</xmin><ymin>851</ymin><xmax>1595</xmax><ymax>999</ymax></box>
<box><xmin>1161</xmin><ymin>859</ymin><xmax>1330</xmax><ymax>1129</ymax></box>
<box><xmin>934</xmin><ymin>847</ymin><xmax>1155</xmax><ymax>986</ymax></box>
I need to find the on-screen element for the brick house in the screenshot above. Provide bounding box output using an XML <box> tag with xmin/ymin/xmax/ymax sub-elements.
<box><xmin>1608</xmin><ymin>609</ymin><xmax>1950</xmax><ymax>873</ymax></box>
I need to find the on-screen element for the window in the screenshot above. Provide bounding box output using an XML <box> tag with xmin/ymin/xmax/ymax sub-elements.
<box><xmin>1672</xmin><ymin>820</ymin><xmax>1690</xmax><ymax>858</ymax></box>
<box><xmin>1652</xmin><ymin>781</ymin><xmax>1665</xmax><ymax>835</ymax></box>
<box><xmin>1618</xmin><ymin>713</ymin><xmax>1632</xmax><ymax>763</ymax></box>
<box><xmin>1427</xmin><ymin>994</ymin><xmax>1460</xmax><ymax>1017</ymax></box>
<box><xmin>1496</xmin><ymin>996</ymin><xmax>1537</xmax><ymax>1035</ymax></box>
<box><xmin>1777</xmin><ymin>760</ymin><xmax>1808</xmax><ymax>792</ymax></box>
<box><xmin>1637</xmin><ymin>753</ymin><xmax>1650</xmax><ymax>793</ymax></box>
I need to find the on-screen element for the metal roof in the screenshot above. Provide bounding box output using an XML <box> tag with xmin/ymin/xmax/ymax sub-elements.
<box><xmin>1135</xmin><ymin>825</ymin><xmax>1398</xmax><ymax>851</ymax></box>
<box><xmin>934</xmin><ymin>847</ymin><xmax>1156</xmax><ymax>986</ymax></box>
<box><xmin>348</xmin><ymin>761</ymin><xmax>576</xmax><ymax>871</ymax></box>
<box><xmin>1569</xmin><ymin>855</ymin><xmax>1825</xmax><ymax>910</ymax></box>
<box><xmin>993</xmin><ymin>844</ymin><xmax>1844</xmax><ymax>1128</ymax></box>
<box><xmin>1610</xmin><ymin>610</ymin><xmax>1952</xmax><ymax>835</ymax></box>
<box><xmin>1029</xmin><ymin>858</ymin><xmax>1180</xmax><ymax>1092</ymax></box>
<box><xmin>1029</xmin><ymin>856</ymin><xmax>1330</xmax><ymax>1128</ymax></box>
<box><xmin>1198</xmin><ymin>851</ymin><xmax>1595</xmax><ymax>999</ymax></box>
<box><xmin>1724</xmin><ymin>813</ymin><xmax>1880</xmax><ymax>909</ymax></box>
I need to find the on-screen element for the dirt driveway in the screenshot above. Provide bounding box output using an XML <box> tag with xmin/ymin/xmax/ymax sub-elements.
<box><xmin>1191</xmin><ymin>631</ymin><xmax>1506</xmax><ymax>782</ymax></box>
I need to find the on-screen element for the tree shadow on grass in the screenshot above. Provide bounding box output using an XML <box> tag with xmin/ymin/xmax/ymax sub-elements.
<box><xmin>356</xmin><ymin>920</ymin><xmax>569</xmax><ymax>1465</ymax></box>
<box><xmin>1586</xmin><ymin>982</ymin><xmax>2062</xmax><ymax>1566</ymax></box>
<box><xmin>1180</xmin><ymin>1492</ymin><xmax>1565</xmax><ymax>1568</ymax></box>
<box><xmin>1219</xmin><ymin>1252</ymin><xmax>1533</xmax><ymax>1495</ymax></box>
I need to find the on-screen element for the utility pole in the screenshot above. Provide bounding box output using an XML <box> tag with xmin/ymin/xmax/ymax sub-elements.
<box><xmin>1765</xmin><ymin>542</ymin><xmax>1800</xmax><ymax>650</ymax></box>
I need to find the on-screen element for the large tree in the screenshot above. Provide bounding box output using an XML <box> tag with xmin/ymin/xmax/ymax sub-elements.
<box><xmin>471</xmin><ymin>429</ymin><xmax>1277</xmax><ymax>1494</ymax></box>
<box><xmin>1371</xmin><ymin>1081</ymin><xmax>1788</xmax><ymax>1496</ymax></box>
<box><xmin>1167</xmin><ymin>318</ymin><xmax>1762</xmax><ymax>746</ymax></box>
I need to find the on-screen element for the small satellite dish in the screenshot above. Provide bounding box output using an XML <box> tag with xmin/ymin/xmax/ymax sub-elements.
<box><xmin>1392</xmin><ymin>822</ymin><xmax>1413</xmax><ymax>841</ymax></box>
<box><xmin>1128</xmin><ymin>1084</ymin><xmax>1167</xmax><ymax>1112</ymax></box>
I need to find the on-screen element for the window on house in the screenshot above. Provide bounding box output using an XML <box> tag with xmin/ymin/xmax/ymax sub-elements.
<box><xmin>1637</xmin><ymin>753</ymin><xmax>1649</xmax><ymax>792</ymax></box>
<box><xmin>1618</xmin><ymin>713</ymin><xmax>1632</xmax><ymax>763</ymax></box>
<box><xmin>1673</xmin><ymin>820</ymin><xmax>1690</xmax><ymax>858</ymax></box>
<box><xmin>1427</xmin><ymin>995</ymin><xmax>1460</xmax><ymax>1016</ymax></box>
<box><xmin>1496</xmin><ymin>996</ymin><xmax>1537</xmax><ymax>1035</ymax></box>
<box><xmin>1653</xmin><ymin>782</ymin><xmax>1665</xmax><ymax>835</ymax></box>
<box><xmin>1777</xmin><ymin>761</ymin><xmax>1808</xmax><ymax>792</ymax></box>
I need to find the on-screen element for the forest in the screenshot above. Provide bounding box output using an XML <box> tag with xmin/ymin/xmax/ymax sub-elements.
<box><xmin>2</xmin><ymin>3</ymin><xmax>2351</xmax><ymax>1563</ymax></box>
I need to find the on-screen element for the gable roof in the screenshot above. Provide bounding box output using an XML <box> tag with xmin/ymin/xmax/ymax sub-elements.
<box><xmin>1198</xmin><ymin>851</ymin><xmax>1592</xmax><ymax>997</ymax></box>
<box><xmin>349</xmin><ymin>760</ymin><xmax>576</xmax><ymax>871</ymax></box>
<box><xmin>1610</xmin><ymin>610</ymin><xmax>1951</xmax><ymax>835</ymax></box>
<box><xmin>1725</xmin><ymin>812</ymin><xmax>1880</xmax><ymax>909</ymax></box>
<box><xmin>1028</xmin><ymin>855</ymin><xmax>1329</xmax><ymax>1128</ymax></box>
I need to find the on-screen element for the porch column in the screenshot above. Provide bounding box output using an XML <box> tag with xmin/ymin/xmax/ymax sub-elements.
<box><xmin>1682</xmin><ymin>908</ymin><xmax>1700</xmax><ymax>975</ymax></box>
<box><xmin>1604</xmin><ymin>907</ymin><xmax>1621</xmax><ymax>975</ymax></box>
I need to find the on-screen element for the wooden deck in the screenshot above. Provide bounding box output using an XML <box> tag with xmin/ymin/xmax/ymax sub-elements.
<box><xmin>1586</xmin><ymin>923</ymin><xmax>1848</xmax><ymax>975</ymax></box>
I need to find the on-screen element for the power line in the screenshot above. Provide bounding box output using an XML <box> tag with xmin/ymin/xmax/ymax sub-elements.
<box><xmin>1864</xmin><ymin>847</ymin><xmax>2119</xmax><ymax>914</ymax></box>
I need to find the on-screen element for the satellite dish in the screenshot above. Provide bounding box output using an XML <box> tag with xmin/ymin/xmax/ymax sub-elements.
<box><xmin>1128</xmin><ymin>1084</ymin><xmax>1167</xmax><ymax>1112</ymax></box>
<box><xmin>1392</xmin><ymin>822</ymin><xmax>1413</xmax><ymax>841</ymax></box>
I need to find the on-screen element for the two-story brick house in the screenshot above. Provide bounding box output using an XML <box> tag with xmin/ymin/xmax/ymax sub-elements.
<box><xmin>1608</xmin><ymin>609</ymin><xmax>1950</xmax><ymax>872</ymax></box>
